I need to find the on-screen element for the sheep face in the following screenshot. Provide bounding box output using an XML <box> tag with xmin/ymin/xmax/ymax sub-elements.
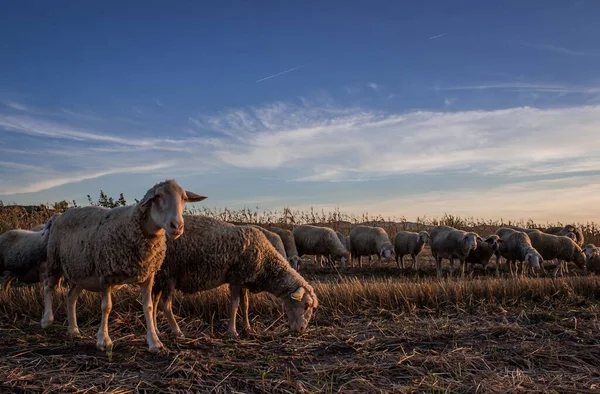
<box><xmin>484</xmin><ymin>235</ymin><xmax>501</xmax><ymax>252</ymax></box>
<box><xmin>463</xmin><ymin>233</ymin><xmax>478</xmax><ymax>251</ymax></box>
<box><xmin>380</xmin><ymin>246</ymin><xmax>394</xmax><ymax>260</ymax></box>
<box><xmin>283</xmin><ymin>287</ymin><xmax>317</xmax><ymax>333</ymax></box>
<box><xmin>525</xmin><ymin>250</ymin><xmax>542</xmax><ymax>270</ymax></box>
<box><xmin>141</xmin><ymin>180</ymin><xmax>207</xmax><ymax>239</ymax></box>
<box><xmin>288</xmin><ymin>255</ymin><xmax>302</xmax><ymax>270</ymax></box>
<box><xmin>583</xmin><ymin>244</ymin><xmax>598</xmax><ymax>259</ymax></box>
<box><xmin>418</xmin><ymin>232</ymin><xmax>430</xmax><ymax>244</ymax></box>
<box><xmin>565</xmin><ymin>232</ymin><xmax>577</xmax><ymax>241</ymax></box>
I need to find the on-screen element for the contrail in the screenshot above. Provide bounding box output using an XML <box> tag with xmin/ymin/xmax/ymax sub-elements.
<box><xmin>428</xmin><ymin>33</ymin><xmax>446</xmax><ymax>40</ymax></box>
<box><xmin>256</xmin><ymin>59</ymin><xmax>323</xmax><ymax>83</ymax></box>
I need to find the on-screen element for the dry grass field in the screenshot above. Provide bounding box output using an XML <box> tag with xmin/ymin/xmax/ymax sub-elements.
<box><xmin>1</xmin><ymin>203</ymin><xmax>600</xmax><ymax>393</ymax></box>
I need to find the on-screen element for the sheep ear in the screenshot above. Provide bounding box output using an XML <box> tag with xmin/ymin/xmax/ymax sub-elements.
<box><xmin>140</xmin><ymin>188</ymin><xmax>158</xmax><ymax>206</ymax></box>
<box><xmin>290</xmin><ymin>287</ymin><xmax>305</xmax><ymax>302</ymax></box>
<box><xmin>185</xmin><ymin>191</ymin><xmax>207</xmax><ymax>203</ymax></box>
<box><xmin>476</xmin><ymin>235</ymin><xmax>483</xmax><ymax>242</ymax></box>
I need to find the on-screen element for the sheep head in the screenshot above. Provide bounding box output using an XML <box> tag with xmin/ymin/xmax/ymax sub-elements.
<box><xmin>525</xmin><ymin>250</ymin><xmax>542</xmax><ymax>271</ymax></box>
<box><xmin>463</xmin><ymin>233</ymin><xmax>478</xmax><ymax>251</ymax></box>
<box><xmin>418</xmin><ymin>231</ymin><xmax>430</xmax><ymax>245</ymax></box>
<box><xmin>483</xmin><ymin>235</ymin><xmax>501</xmax><ymax>252</ymax></box>
<box><xmin>379</xmin><ymin>245</ymin><xmax>395</xmax><ymax>260</ymax></box>
<box><xmin>283</xmin><ymin>286</ymin><xmax>318</xmax><ymax>333</ymax></box>
<box><xmin>288</xmin><ymin>255</ymin><xmax>302</xmax><ymax>270</ymax></box>
<box><xmin>140</xmin><ymin>180</ymin><xmax>207</xmax><ymax>239</ymax></box>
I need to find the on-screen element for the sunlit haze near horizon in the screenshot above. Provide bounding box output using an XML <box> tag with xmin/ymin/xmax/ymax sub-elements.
<box><xmin>2</xmin><ymin>1</ymin><xmax>600</xmax><ymax>224</ymax></box>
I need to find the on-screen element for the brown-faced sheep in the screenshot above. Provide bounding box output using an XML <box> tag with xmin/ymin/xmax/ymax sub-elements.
<box><xmin>42</xmin><ymin>180</ymin><xmax>206</xmax><ymax>353</ymax></box>
<box><xmin>429</xmin><ymin>226</ymin><xmax>478</xmax><ymax>278</ymax></box>
<box><xmin>393</xmin><ymin>231</ymin><xmax>429</xmax><ymax>270</ymax></box>
<box><xmin>152</xmin><ymin>215</ymin><xmax>318</xmax><ymax>338</ymax></box>
<box><xmin>293</xmin><ymin>225</ymin><xmax>349</xmax><ymax>269</ymax></box>
<box><xmin>349</xmin><ymin>225</ymin><xmax>395</xmax><ymax>267</ymax></box>
<box><xmin>267</xmin><ymin>226</ymin><xmax>302</xmax><ymax>270</ymax></box>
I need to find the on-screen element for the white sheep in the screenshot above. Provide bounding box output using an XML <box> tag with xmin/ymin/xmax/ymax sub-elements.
<box><xmin>0</xmin><ymin>214</ymin><xmax>58</xmax><ymax>291</ymax></box>
<box><xmin>152</xmin><ymin>215</ymin><xmax>318</xmax><ymax>338</ymax></box>
<box><xmin>527</xmin><ymin>230</ymin><xmax>586</xmax><ymax>277</ymax></box>
<box><xmin>495</xmin><ymin>227</ymin><xmax>543</xmax><ymax>277</ymax></box>
<box><xmin>41</xmin><ymin>180</ymin><xmax>206</xmax><ymax>353</ymax></box>
<box><xmin>267</xmin><ymin>226</ymin><xmax>302</xmax><ymax>270</ymax></box>
<box><xmin>429</xmin><ymin>226</ymin><xmax>478</xmax><ymax>278</ymax></box>
<box><xmin>393</xmin><ymin>231</ymin><xmax>430</xmax><ymax>270</ymax></box>
<box><xmin>348</xmin><ymin>225</ymin><xmax>395</xmax><ymax>267</ymax></box>
<box><xmin>292</xmin><ymin>225</ymin><xmax>349</xmax><ymax>269</ymax></box>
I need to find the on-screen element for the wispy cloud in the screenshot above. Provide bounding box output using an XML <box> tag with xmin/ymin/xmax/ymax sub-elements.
<box><xmin>2</xmin><ymin>101</ymin><xmax>29</xmax><ymax>111</ymax></box>
<box><xmin>435</xmin><ymin>82</ymin><xmax>600</xmax><ymax>94</ymax></box>
<box><xmin>522</xmin><ymin>43</ymin><xmax>600</xmax><ymax>57</ymax></box>
<box><xmin>255</xmin><ymin>59</ymin><xmax>323</xmax><ymax>83</ymax></box>
<box><xmin>428</xmin><ymin>33</ymin><xmax>446</xmax><ymax>40</ymax></box>
<box><xmin>367</xmin><ymin>82</ymin><xmax>380</xmax><ymax>91</ymax></box>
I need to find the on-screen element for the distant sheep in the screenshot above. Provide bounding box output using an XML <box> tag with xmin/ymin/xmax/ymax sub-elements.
<box><xmin>245</xmin><ymin>225</ymin><xmax>287</xmax><ymax>260</ymax></box>
<box><xmin>153</xmin><ymin>215</ymin><xmax>318</xmax><ymax>338</ymax></box>
<box><xmin>495</xmin><ymin>227</ymin><xmax>543</xmax><ymax>277</ymax></box>
<box><xmin>42</xmin><ymin>180</ymin><xmax>206</xmax><ymax>353</ymax></box>
<box><xmin>293</xmin><ymin>225</ymin><xmax>349</xmax><ymax>269</ymax></box>
<box><xmin>0</xmin><ymin>214</ymin><xmax>59</xmax><ymax>291</ymax></box>
<box><xmin>464</xmin><ymin>234</ymin><xmax>501</xmax><ymax>273</ymax></box>
<box><xmin>544</xmin><ymin>225</ymin><xmax>584</xmax><ymax>247</ymax></box>
<box><xmin>527</xmin><ymin>230</ymin><xmax>586</xmax><ymax>277</ymax></box>
<box><xmin>267</xmin><ymin>226</ymin><xmax>302</xmax><ymax>270</ymax></box>
<box><xmin>349</xmin><ymin>225</ymin><xmax>395</xmax><ymax>267</ymax></box>
<box><xmin>430</xmin><ymin>226</ymin><xmax>478</xmax><ymax>277</ymax></box>
<box><xmin>393</xmin><ymin>231</ymin><xmax>429</xmax><ymax>270</ymax></box>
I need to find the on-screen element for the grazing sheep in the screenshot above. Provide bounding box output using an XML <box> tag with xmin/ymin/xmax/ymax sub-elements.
<box><xmin>293</xmin><ymin>225</ymin><xmax>349</xmax><ymax>269</ymax></box>
<box><xmin>267</xmin><ymin>226</ymin><xmax>302</xmax><ymax>270</ymax></box>
<box><xmin>429</xmin><ymin>226</ymin><xmax>478</xmax><ymax>278</ymax></box>
<box><xmin>527</xmin><ymin>230</ymin><xmax>586</xmax><ymax>277</ymax></box>
<box><xmin>583</xmin><ymin>243</ymin><xmax>599</xmax><ymax>260</ymax></box>
<box><xmin>153</xmin><ymin>215</ymin><xmax>318</xmax><ymax>338</ymax></box>
<box><xmin>495</xmin><ymin>228</ymin><xmax>543</xmax><ymax>277</ymax></box>
<box><xmin>245</xmin><ymin>225</ymin><xmax>287</xmax><ymax>260</ymax></box>
<box><xmin>349</xmin><ymin>225</ymin><xmax>395</xmax><ymax>267</ymax></box>
<box><xmin>393</xmin><ymin>231</ymin><xmax>430</xmax><ymax>270</ymax></box>
<box><xmin>583</xmin><ymin>244</ymin><xmax>600</xmax><ymax>274</ymax></box>
<box><xmin>504</xmin><ymin>225</ymin><xmax>540</xmax><ymax>234</ymax></box>
<box><xmin>544</xmin><ymin>225</ymin><xmax>584</xmax><ymax>247</ymax></box>
<box><xmin>0</xmin><ymin>214</ymin><xmax>59</xmax><ymax>291</ymax></box>
<box><xmin>41</xmin><ymin>180</ymin><xmax>206</xmax><ymax>353</ymax></box>
<box><xmin>464</xmin><ymin>234</ymin><xmax>501</xmax><ymax>273</ymax></box>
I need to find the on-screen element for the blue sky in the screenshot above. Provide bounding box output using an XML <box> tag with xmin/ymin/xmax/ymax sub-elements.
<box><xmin>2</xmin><ymin>1</ymin><xmax>600</xmax><ymax>223</ymax></box>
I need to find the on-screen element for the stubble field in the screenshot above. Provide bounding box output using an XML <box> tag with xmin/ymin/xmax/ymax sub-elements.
<box><xmin>1</xmin><ymin>204</ymin><xmax>600</xmax><ymax>393</ymax></box>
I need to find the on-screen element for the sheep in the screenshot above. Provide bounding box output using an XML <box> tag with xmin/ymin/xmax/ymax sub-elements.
<box><xmin>495</xmin><ymin>228</ymin><xmax>543</xmax><ymax>277</ymax></box>
<box><xmin>30</xmin><ymin>223</ymin><xmax>46</xmax><ymax>232</ymax></box>
<box><xmin>245</xmin><ymin>225</ymin><xmax>287</xmax><ymax>260</ymax></box>
<box><xmin>544</xmin><ymin>225</ymin><xmax>584</xmax><ymax>247</ymax></box>
<box><xmin>526</xmin><ymin>230</ymin><xmax>586</xmax><ymax>277</ymax></box>
<box><xmin>267</xmin><ymin>226</ymin><xmax>302</xmax><ymax>270</ymax></box>
<box><xmin>429</xmin><ymin>226</ymin><xmax>478</xmax><ymax>278</ymax></box>
<box><xmin>583</xmin><ymin>244</ymin><xmax>600</xmax><ymax>274</ymax></box>
<box><xmin>393</xmin><ymin>231</ymin><xmax>430</xmax><ymax>270</ymax></box>
<box><xmin>348</xmin><ymin>225</ymin><xmax>395</xmax><ymax>267</ymax></box>
<box><xmin>41</xmin><ymin>180</ymin><xmax>206</xmax><ymax>353</ymax></box>
<box><xmin>0</xmin><ymin>214</ymin><xmax>59</xmax><ymax>291</ymax></box>
<box><xmin>152</xmin><ymin>215</ymin><xmax>318</xmax><ymax>338</ymax></box>
<box><xmin>464</xmin><ymin>234</ymin><xmax>501</xmax><ymax>274</ymax></box>
<box><xmin>292</xmin><ymin>225</ymin><xmax>349</xmax><ymax>269</ymax></box>
<box><xmin>318</xmin><ymin>231</ymin><xmax>350</xmax><ymax>268</ymax></box>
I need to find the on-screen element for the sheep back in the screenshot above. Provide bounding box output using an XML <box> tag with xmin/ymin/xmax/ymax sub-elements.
<box><xmin>349</xmin><ymin>225</ymin><xmax>394</xmax><ymax>257</ymax></box>
<box><xmin>394</xmin><ymin>231</ymin><xmax>427</xmax><ymax>256</ymax></box>
<box><xmin>527</xmin><ymin>230</ymin><xmax>585</xmax><ymax>268</ymax></box>
<box><xmin>292</xmin><ymin>225</ymin><xmax>348</xmax><ymax>259</ymax></box>
<box><xmin>268</xmin><ymin>227</ymin><xmax>300</xmax><ymax>259</ymax></box>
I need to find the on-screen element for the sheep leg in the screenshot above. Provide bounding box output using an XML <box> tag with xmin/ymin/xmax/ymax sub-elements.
<box><xmin>227</xmin><ymin>284</ymin><xmax>241</xmax><ymax>338</ymax></box>
<box><xmin>552</xmin><ymin>260</ymin><xmax>561</xmax><ymax>278</ymax></box>
<box><xmin>495</xmin><ymin>256</ymin><xmax>501</xmax><ymax>277</ymax></box>
<box><xmin>3</xmin><ymin>277</ymin><xmax>14</xmax><ymax>292</ymax></box>
<box><xmin>96</xmin><ymin>286</ymin><xmax>114</xmax><ymax>352</ymax></box>
<box><xmin>436</xmin><ymin>257</ymin><xmax>443</xmax><ymax>278</ymax></box>
<box><xmin>41</xmin><ymin>274</ymin><xmax>62</xmax><ymax>328</ymax></box>
<box><xmin>160</xmin><ymin>295</ymin><xmax>184</xmax><ymax>338</ymax></box>
<box><xmin>140</xmin><ymin>275</ymin><xmax>166</xmax><ymax>353</ymax></box>
<box><xmin>460</xmin><ymin>260</ymin><xmax>466</xmax><ymax>278</ymax></box>
<box><xmin>412</xmin><ymin>255</ymin><xmax>417</xmax><ymax>270</ymax></box>
<box><xmin>152</xmin><ymin>290</ymin><xmax>162</xmax><ymax>335</ymax></box>
<box><xmin>241</xmin><ymin>287</ymin><xmax>252</xmax><ymax>334</ymax></box>
<box><xmin>67</xmin><ymin>284</ymin><xmax>83</xmax><ymax>337</ymax></box>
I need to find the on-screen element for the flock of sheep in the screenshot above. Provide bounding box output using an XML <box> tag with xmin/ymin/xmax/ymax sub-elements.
<box><xmin>0</xmin><ymin>178</ymin><xmax>598</xmax><ymax>353</ymax></box>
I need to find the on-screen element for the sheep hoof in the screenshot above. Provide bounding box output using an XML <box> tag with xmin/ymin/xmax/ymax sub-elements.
<box><xmin>40</xmin><ymin>316</ymin><xmax>53</xmax><ymax>329</ymax></box>
<box><xmin>68</xmin><ymin>328</ymin><xmax>81</xmax><ymax>337</ymax></box>
<box><xmin>148</xmin><ymin>341</ymin><xmax>167</xmax><ymax>354</ymax></box>
<box><xmin>242</xmin><ymin>326</ymin><xmax>254</xmax><ymax>335</ymax></box>
<box><xmin>225</xmin><ymin>330</ymin><xmax>239</xmax><ymax>339</ymax></box>
<box><xmin>173</xmin><ymin>330</ymin><xmax>185</xmax><ymax>339</ymax></box>
<box><xmin>96</xmin><ymin>338</ymin><xmax>113</xmax><ymax>352</ymax></box>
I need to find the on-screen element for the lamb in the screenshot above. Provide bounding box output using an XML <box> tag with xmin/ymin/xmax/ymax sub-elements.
<box><xmin>464</xmin><ymin>234</ymin><xmax>502</xmax><ymax>274</ymax></box>
<box><xmin>495</xmin><ymin>228</ymin><xmax>543</xmax><ymax>277</ymax></box>
<box><xmin>526</xmin><ymin>230</ymin><xmax>586</xmax><ymax>277</ymax></box>
<box><xmin>393</xmin><ymin>231</ymin><xmax>430</xmax><ymax>270</ymax></box>
<box><xmin>348</xmin><ymin>225</ymin><xmax>395</xmax><ymax>267</ymax></box>
<box><xmin>292</xmin><ymin>225</ymin><xmax>349</xmax><ymax>269</ymax></box>
<box><xmin>429</xmin><ymin>226</ymin><xmax>478</xmax><ymax>277</ymax></box>
<box><xmin>41</xmin><ymin>180</ymin><xmax>206</xmax><ymax>353</ymax></box>
<box><xmin>152</xmin><ymin>215</ymin><xmax>318</xmax><ymax>338</ymax></box>
<box><xmin>0</xmin><ymin>214</ymin><xmax>59</xmax><ymax>291</ymax></box>
<box><xmin>245</xmin><ymin>225</ymin><xmax>287</xmax><ymax>260</ymax></box>
<box><xmin>544</xmin><ymin>225</ymin><xmax>584</xmax><ymax>247</ymax></box>
<box><xmin>267</xmin><ymin>226</ymin><xmax>302</xmax><ymax>270</ymax></box>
